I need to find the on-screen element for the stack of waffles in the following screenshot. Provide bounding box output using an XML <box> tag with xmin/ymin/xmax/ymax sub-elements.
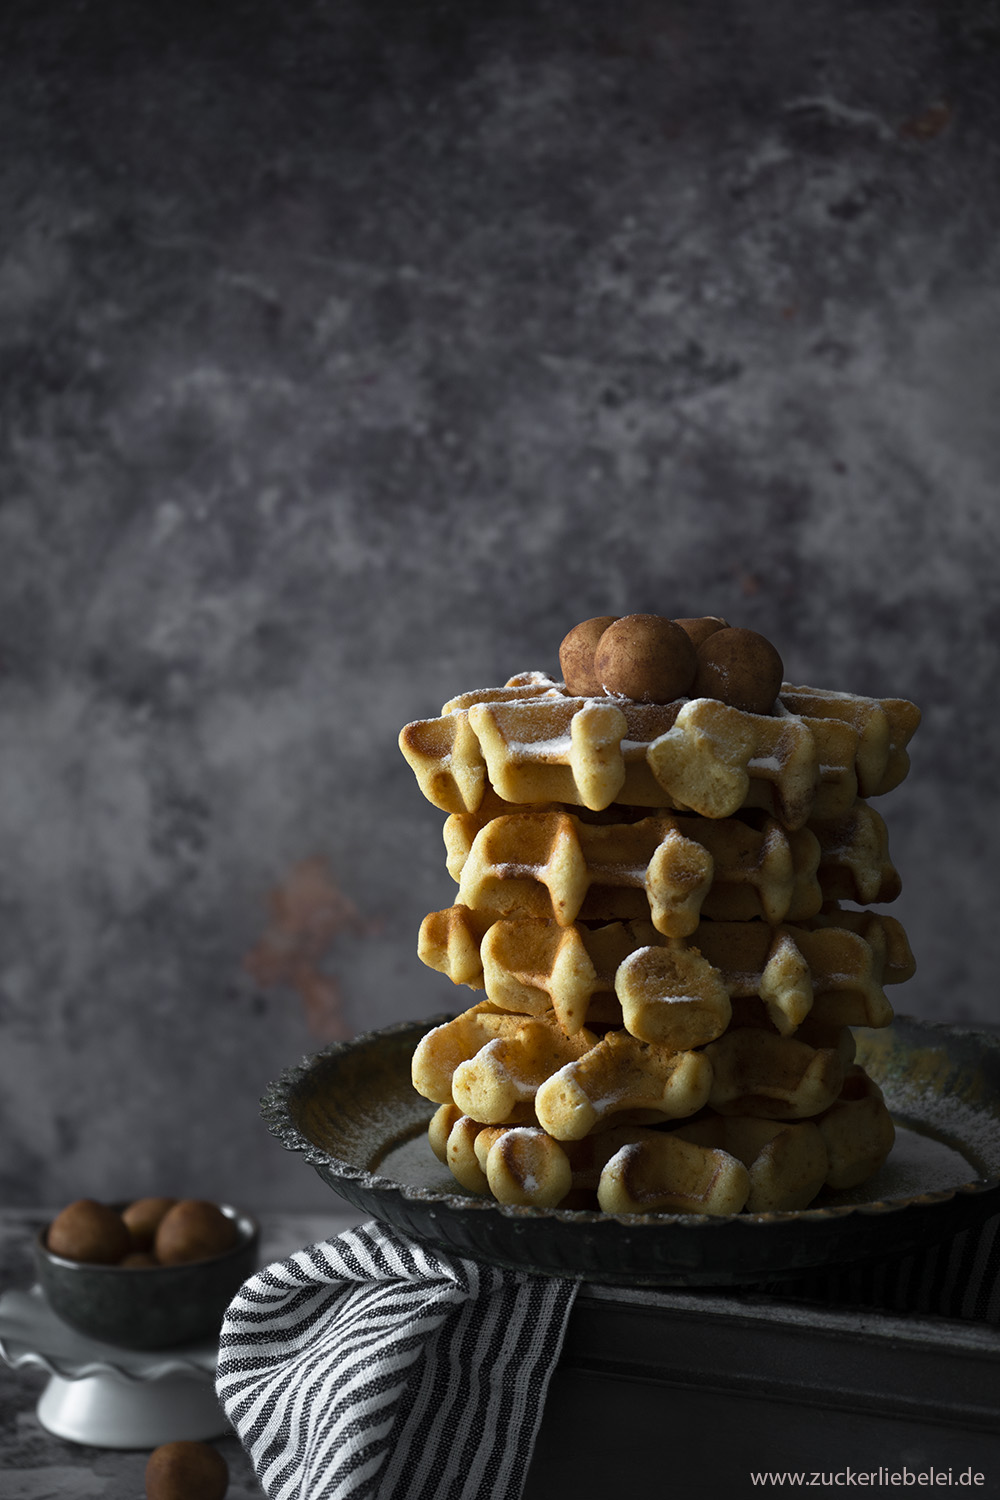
<box><xmin>399</xmin><ymin>615</ymin><xmax>920</xmax><ymax>1216</ymax></box>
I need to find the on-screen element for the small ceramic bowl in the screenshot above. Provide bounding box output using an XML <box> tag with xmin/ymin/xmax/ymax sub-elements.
<box><xmin>34</xmin><ymin>1205</ymin><xmax>259</xmax><ymax>1350</ymax></box>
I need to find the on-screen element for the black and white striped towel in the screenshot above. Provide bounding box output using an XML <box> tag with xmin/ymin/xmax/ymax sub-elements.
<box><xmin>216</xmin><ymin>1219</ymin><xmax>579</xmax><ymax>1500</ymax></box>
<box><xmin>764</xmin><ymin>1211</ymin><xmax>1000</xmax><ymax>1323</ymax></box>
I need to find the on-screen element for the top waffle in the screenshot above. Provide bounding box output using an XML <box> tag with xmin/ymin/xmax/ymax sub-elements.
<box><xmin>400</xmin><ymin>673</ymin><xmax>919</xmax><ymax>830</ymax></box>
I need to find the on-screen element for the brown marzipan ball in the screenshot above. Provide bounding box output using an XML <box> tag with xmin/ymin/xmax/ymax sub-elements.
<box><xmin>673</xmin><ymin>616</ymin><xmax>729</xmax><ymax>651</ymax></box>
<box><xmin>145</xmin><ymin>1440</ymin><xmax>229</xmax><ymax>1500</ymax></box>
<box><xmin>47</xmin><ymin>1200</ymin><xmax>131</xmax><ymax>1265</ymax></box>
<box><xmin>120</xmin><ymin>1251</ymin><xmax>159</xmax><ymax>1268</ymax></box>
<box><xmin>558</xmin><ymin>616</ymin><xmax>619</xmax><ymax>696</ymax></box>
<box><xmin>154</xmin><ymin>1199</ymin><xmax>239</xmax><ymax>1265</ymax></box>
<box><xmin>594</xmin><ymin>615</ymin><xmax>697</xmax><ymax>703</ymax></box>
<box><xmin>691</xmin><ymin>627</ymin><xmax>784</xmax><ymax>715</ymax></box>
<box><xmin>122</xmin><ymin>1197</ymin><xmax>178</xmax><ymax>1252</ymax></box>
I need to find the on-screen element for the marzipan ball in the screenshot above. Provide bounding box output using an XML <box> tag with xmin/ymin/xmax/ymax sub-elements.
<box><xmin>47</xmin><ymin>1200</ymin><xmax>131</xmax><ymax>1265</ymax></box>
<box><xmin>674</xmin><ymin>616</ymin><xmax>729</xmax><ymax>651</ymax></box>
<box><xmin>594</xmin><ymin>615</ymin><xmax>697</xmax><ymax>703</ymax></box>
<box><xmin>145</xmin><ymin>1440</ymin><xmax>229</xmax><ymax>1500</ymax></box>
<box><xmin>120</xmin><ymin>1251</ymin><xmax>159</xmax><ymax>1268</ymax></box>
<box><xmin>558</xmin><ymin>616</ymin><xmax>619</xmax><ymax>696</ymax></box>
<box><xmin>122</xmin><ymin>1197</ymin><xmax>177</xmax><ymax>1252</ymax></box>
<box><xmin>692</xmin><ymin>627</ymin><xmax>784</xmax><ymax>715</ymax></box>
<box><xmin>154</xmin><ymin>1199</ymin><xmax>239</xmax><ymax>1265</ymax></box>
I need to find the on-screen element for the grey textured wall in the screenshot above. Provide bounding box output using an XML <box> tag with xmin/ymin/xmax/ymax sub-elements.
<box><xmin>1</xmin><ymin>0</ymin><xmax>998</xmax><ymax>1210</ymax></box>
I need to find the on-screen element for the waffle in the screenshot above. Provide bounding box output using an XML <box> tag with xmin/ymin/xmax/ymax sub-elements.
<box><xmin>411</xmin><ymin>1002</ymin><xmax>597</xmax><ymax>1122</ymax></box>
<box><xmin>433</xmin><ymin>1109</ymin><xmax>750</xmax><ymax>1214</ymax></box>
<box><xmin>428</xmin><ymin>1071</ymin><xmax>894</xmax><ymax>1212</ymax></box>
<box><xmin>704</xmin><ymin>1026</ymin><xmax>852</xmax><ymax>1119</ymax></box>
<box><xmin>444</xmin><ymin>795</ymin><xmax>899</xmax><ymax>905</ymax></box>
<box><xmin>428</xmin><ymin>1100</ymin><xmax>467</xmax><ymax>1167</ymax></box>
<box><xmin>450</xmin><ymin>803</ymin><xmax>899</xmax><ymax>937</ymax></box>
<box><xmin>646</xmin><ymin>692</ymin><xmax>917</xmax><ymax>829</ymax></box>
<box><xmin>816</xmin><ymin>1065</ymin><xmax>896</xmax><ymax>1190</ymax></box>
<box><xmin>683</xmin><ymin>914</ymin><xmax>908</xmax><ymax>1031</ymax></box>
<box><xmin>779</xmin><ymin>686</ymin><xmax>919</xmax><ymax>798</ymax></box>
<box><xmin>418</xmin><ymin>904</ymin><xmax>496</xmax><ymax>990</ymax></box>
<box><xmin>430</xmin><ymin>1105</ymin><xmax>591</xmax><ymax>1203</ymax></box>
<box><xmin>432</xmin><ymin>1113</ymin><xmax>571</xmax><ymax>1206</ymax></box>
<box><xmin>611</xmin><ymin>943</ymin><xmax>734</xmax><ymax>1050</ymax></box>
<box><xmin>672</xmin><ymin>1115</ymin><xmax>829</xmax><ymax>1212</ymax></box>
<box><xmin>456</xmin><ymin>810</ymin><xmax>824</xmax><ymax>936</ymax></box>
<box><xmin>419</xmin><ymin>907</ymin><xmax>910</xmax><ymax>1039</ymax></box>
<box><xmin>596</xmin><ymin>1128</ymin><xmax>752</xmax><ymax>1216</ymax></box>
<box><xmin>399</xmin><ymin>675</ymin><xmax>920</xmax><ymax>829</ymax></box>
<box><xmin>810</xmin><ymin>805</ymin><xmax>901</xmax><ymax>905</ymax></box>
<box><xmin>399</xmin><ymin>674</ymin><xmax>563</xmax><ymax>817</ymax></box>
<box><xmin>533</xmin><ymin>1029</ymin><xmax>713</xmax><ymax>1140</ymax></box>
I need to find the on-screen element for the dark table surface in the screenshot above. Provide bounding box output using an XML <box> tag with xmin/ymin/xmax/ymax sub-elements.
<box><xmin>6</xmin><ymin>1205</ymin><xmax>1000</xmax><ymax>1496</ymax></box>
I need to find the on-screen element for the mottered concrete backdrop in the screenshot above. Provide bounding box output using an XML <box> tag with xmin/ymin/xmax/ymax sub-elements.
<box><xmin>1</xmin><ymin>0</ymin><xmax>998</xmax><ymax>1209</ymax></box>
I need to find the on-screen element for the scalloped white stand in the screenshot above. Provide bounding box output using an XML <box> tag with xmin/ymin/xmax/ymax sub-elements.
<box><xmin>0</xmin><ymin>1287</ymin><xmax>230</xmax><ymax>1449</ymax></box>
<box><xmin>37</xmin><ymin>1366</ymin><xmax>228</xmax><ymax>1447</ymax></box>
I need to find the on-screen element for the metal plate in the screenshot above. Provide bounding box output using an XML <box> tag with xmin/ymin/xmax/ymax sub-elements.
<box><xmin>261</xmin><ymin>1015</ymin><xmax>1000</xmax><ymax>1286</ymax></box>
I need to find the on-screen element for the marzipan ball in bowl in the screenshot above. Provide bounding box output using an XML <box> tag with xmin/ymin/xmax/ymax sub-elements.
<box><xmin>34</xmin><ymin>1200</ymin><xmax>258</xmax><ymax>1350</ymax></box>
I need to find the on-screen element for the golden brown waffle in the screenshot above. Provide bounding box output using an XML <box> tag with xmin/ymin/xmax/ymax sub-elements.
<box><xmin>704</xmin><ymin>1026</ymin><xmax>852</xmax><ymax>1119</ymax></box>
<box><xmin>444</xmin><ymin>795</ymin><xmax>900</xmax><ymax>904</ymax></box>
<box><xmin>672</xmin><ymin>1115</ymin><xmax>829</xmax><ymax>1213</ymax></box>
<box><xmin>779</xmin><ymin>687</ymin><xmax>920</xmax><ymax>798</ymax></box>
<box><xmin>427</xmin><ymin>1067</ymin><xmax>893</xmax><ymax>1212</ymax></box>
<box><xmin>645</xmin><ymin>693</ymin><xmax>916</xmax><ymax>828</ymax></box>
<box><xmin>431</xmin><ymin>1108</ymin><xmax>750</xmax><ymax>1214</ymax></box>
<box><xmin>596</xmin><ymin>1129</ymin><xmax>751</xmax><ymax>1216</ymax></box>
<box><xmin>440</xmin><ymin>1114</ymin><xmax>573</xmax><ymax>1206</ymax></box>
<box><xmin>418</xmin><ymin>907</ymin><xmax>910</xmax><ymax>1039</ymax></box>
<box><xmin>429</xmin><ymin>1106</ymin><xmax>590</xmax><ymax>1205</ymax></box>
<box><xmin>448</xmin><ymin>803</ymin><xmax>898</xmax><ymax>936</ymax></box>
<box><xmin>411</xmin><ymin>1002</ymin><xmax>596</xmax><ymax>1122</ymax></box>
<box><xmin>816</xmin><ymin>1065</ymin><xmax>896</xmax><ymax>1190</ymax></box>
<box><xmin>399</xmin><ymin>675</ymin><xmax>920</xmax><ymax>829</ymax></box>
<box><xmin>453</xmin><ymin>810</ymin><xmax>829</xmax><ymax>936</ymax></box>
<box><xmin>418</xmin><ymin>904</ymin><xmax>496</xmax><ymax>990</ymax></box>
<box><xmin>533</xmin><ymin>1030</ymin><xmax>713</xmax><ymax>1139</ymax></box>
<box><xmin>809</xmin><ymin>805</ymin><xmax>901</xmax><ymax>905</ymax></box>
<box><xmin>482</xmin><ymin>1126</ymin><xmax>575</xmax><ymax>1207</ymax></box>
<box><xmin>400</xmin><ymin>674</ymin><xmax>563</xmax><ymax>816</ymax></box>
<box><xmin>683</xmin><ymin>915</ymin><xmax>907</xmax><ymax>1031</ymax></box>
<box><xmin>676</xmin><ymin>1063</ymin><xmax>894</xmax><ymax>1205</ymax></box>
<box><xmin>615</xmin><ymin>919</ymin><xmax>905</xmax><ymax>1041</ymax></box>
<box><xmin>608</xmin><ymin>944</ymin><xmax>734</xmax><ymax>1050</ymax></box>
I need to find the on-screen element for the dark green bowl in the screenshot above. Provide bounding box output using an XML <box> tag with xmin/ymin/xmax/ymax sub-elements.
<box><xmin>34</xmin><ymin>1205</ymin><xmax>258</xmax><ymax>1350</ymax></box>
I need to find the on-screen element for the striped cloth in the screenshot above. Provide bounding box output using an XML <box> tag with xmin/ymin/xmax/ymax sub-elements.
<box><xmin>216</xmin><ymin>1220</ymin><xmax>579</xmax><ymax>1500</ymax></box>
<box><xmin>762</xmin><ymin>1212</ymin><xmax>1000</xmax><ymax>1323</ymax></box>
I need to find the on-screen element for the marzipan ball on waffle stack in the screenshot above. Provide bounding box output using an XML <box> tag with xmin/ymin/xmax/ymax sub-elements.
<box><xmin>399</xmin><ymin>614</ymin><xmax>920</xmax><ymax>1216</ymax></box>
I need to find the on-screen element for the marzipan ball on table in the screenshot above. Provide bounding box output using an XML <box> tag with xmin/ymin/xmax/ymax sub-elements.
<box><xmin>674</xmin><ymin>616</ymin><xmax>729</xmax><ymax>651</ymax></box>
<box><xmin>122</xmin><ymin>1196</ymin><xmax>177</xmax><ymax>1252</ymax></box>
<box><xmin>594</xmin><ymin>614</ymin><xmax>697</xmax><ymax>703</ymax></box>
<box><xmin>692</xmin><ymin>626</ymin><xmax>784</xmax><ymax>716</ymax></box>
<box><xmin>145</xmin><ymin>1440</ymin><xmax>229</xmax><ymax>1500</ymax></box>
<box><xmin>154</xmin><ymin>1199</ymin><xmax>239</xmax><ymax>1265</ymax></box>
<box><xmin>46</xmin><ymin>1200</ymin><xmax>132</xmax><ymax>1265</ymax></box>
<box><xmin>558</xmin><ymin>616</ymin><xmax>619</xmax><ymax>696</ymax></box>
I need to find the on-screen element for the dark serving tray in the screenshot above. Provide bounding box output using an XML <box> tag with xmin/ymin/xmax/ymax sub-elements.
<box><xmin>261</xmin><ymin>1015</ymin><xmax>1000</xmax><ymax>1286</ymax></box>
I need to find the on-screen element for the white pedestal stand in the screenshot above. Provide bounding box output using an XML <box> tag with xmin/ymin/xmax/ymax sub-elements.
<box><xmin>0</xmin><ymin>1286</ymin><xmax>229</xmax><ymax>1449</ymax></box>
